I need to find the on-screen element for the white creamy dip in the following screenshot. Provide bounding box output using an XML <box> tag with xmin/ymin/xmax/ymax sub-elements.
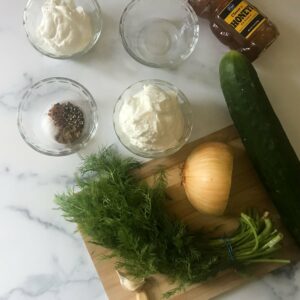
<box><xmin>118</xmin><ymin>84</ymin><xmax>185</xmax><ymax>152</ymax></box>
<box><xmin>37</xmin><ymin>0</ymin><xmax>93</xmax><ymax>56</ymax></box>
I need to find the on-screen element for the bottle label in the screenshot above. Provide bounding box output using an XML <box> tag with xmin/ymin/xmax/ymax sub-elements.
<box><xmin>219</xmin><ymin>0</ymin><xmax>266</xmax><ymax>39</ymax></box>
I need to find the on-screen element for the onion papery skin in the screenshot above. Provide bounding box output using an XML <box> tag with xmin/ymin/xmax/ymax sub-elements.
<box><xmin>182</xmin><ymin>142</ymin><xmax>234</xmax><ymax>216</ymax></box>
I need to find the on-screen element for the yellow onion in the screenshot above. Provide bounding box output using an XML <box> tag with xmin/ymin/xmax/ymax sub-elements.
<box><xmin>182</xmin><ymin>142</ymin><xmax>233</xmax><ymax>216</ymax></box>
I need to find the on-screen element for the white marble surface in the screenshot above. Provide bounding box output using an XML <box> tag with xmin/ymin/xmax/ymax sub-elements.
<box><xmin>0</xmin><ymin>0</ymin><xmax>299</xmax><ymax>299</ymax></box>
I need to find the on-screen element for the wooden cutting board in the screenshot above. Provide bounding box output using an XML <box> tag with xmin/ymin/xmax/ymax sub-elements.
<box><xmin>83</xmin><ymin>125</ymin><xmax>300</xmax><ymax>300</ymax></box>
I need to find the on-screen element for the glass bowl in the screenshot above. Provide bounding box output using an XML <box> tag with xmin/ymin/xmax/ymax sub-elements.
<box><xmin>120</xmin><ymin>0</ymin><xmax>199</xmax><ymax>68</ymax></box>
<box><xmin>18</xmin><ymin>77</ymin><xmax>98</xmax><ymax>156</ymax></box>
<box><xmin>113</xmin><ymin>79</ymin><xmax>193</xmax><ymax>158</ymax></box>
<box><xmin>23</xmin><ymin>0</ymin><xmax>102</xmax><ymax>59</ymax></box>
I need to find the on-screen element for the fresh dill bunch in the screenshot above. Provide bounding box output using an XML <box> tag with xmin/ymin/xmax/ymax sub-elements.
<box><xmin>55</xmin><ymin>147</ymin><xmax>289</xmax><ymax>299</ymax></box>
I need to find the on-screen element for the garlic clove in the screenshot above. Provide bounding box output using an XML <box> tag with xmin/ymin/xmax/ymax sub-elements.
<box><xmin>136</xmin><ymin>291</ymin><xmax>149</xmax><ymax>300</ymax></box>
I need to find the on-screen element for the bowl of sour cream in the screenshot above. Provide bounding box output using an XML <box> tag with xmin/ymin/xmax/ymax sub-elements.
<box><xmin>113</xmin><ymin>79</ymin><xmax>193</xmax><ymax>158</ymax></box>
<box><xmin>23</xmin><ymin>0</ymin><xmax>102</xmax><ymax>59</ymax></box>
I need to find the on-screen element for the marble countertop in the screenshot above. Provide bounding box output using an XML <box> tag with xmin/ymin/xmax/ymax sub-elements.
<box><xmin>1</xmin><ymin>0</ymin><xmax>299</xmax><ymax>299</ymax></box>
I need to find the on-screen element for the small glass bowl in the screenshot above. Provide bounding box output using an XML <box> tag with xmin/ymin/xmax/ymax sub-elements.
<box><xmin>23</xmin><ymin>0</ymin><xmax>102</xmax><ymax>59</ymax></box>
<box><xmin>120</xmin><ymin>0</ymin><xmax>199</xmax><ymax>68</ymax></box>
<box><xmin>113</xmin><ymin>79</ymin><xmax>193</xmax><ymax>158</ymax></box>
<box><xmin>18</xmin><ymin>77</ymin><xmax>98</xmax><ymax>156</ymax></box>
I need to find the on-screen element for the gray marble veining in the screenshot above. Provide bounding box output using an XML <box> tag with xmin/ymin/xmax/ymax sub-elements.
<box><xmin>0</xmin><ymin>73</ymin><xmax>33</xmax><ymax>112</ymax></box>
<box><xmin>0</xmin><ymin>0</ymin><xmax>299</xmax><ymax>299</ymax></box>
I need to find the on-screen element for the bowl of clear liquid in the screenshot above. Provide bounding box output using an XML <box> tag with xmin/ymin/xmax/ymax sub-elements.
<box><xmin>120</xmin><ymin>0</ymin><xmax>199</xmax><ymax>68</ymax></box>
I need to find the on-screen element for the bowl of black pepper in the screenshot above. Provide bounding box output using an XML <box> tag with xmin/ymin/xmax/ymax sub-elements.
<box><xmin>18</xmin><ymin>77</ymin><xmax>98</xmax><ymax>156</ymax></box>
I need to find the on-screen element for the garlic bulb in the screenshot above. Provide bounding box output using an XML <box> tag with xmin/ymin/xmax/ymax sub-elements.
<box><xmin>116</xmin><ymin>270</ymin><xmax>145</xmax><ymax>292</ymax></box>
<box><xmin>182</xmin><ymin>142</ymin><xmax>233</xmax><ymax>216</ymax></box>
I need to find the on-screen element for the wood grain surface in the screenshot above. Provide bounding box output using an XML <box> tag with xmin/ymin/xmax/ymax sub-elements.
<box><xmin>83</xmin><ymin>125</ymin><xmax>300</xmax><ymax>300</ymax></box>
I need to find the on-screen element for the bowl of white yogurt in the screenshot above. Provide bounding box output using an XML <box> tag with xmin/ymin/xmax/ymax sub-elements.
<box><xmin>23</xmin><ymin>0</ymin><xmax>102</xmax><ymax>59</ymax></box>
<box><xmin>113</xmin><ymin>79</ymin><xmax>193</xmax><ymax>158</ymax></box>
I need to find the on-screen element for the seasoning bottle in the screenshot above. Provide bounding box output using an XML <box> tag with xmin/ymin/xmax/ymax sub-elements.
<box><xmin>189</xmin><ymin>0</ymin><xmax>279</xmax><ymax>61</ymax></box>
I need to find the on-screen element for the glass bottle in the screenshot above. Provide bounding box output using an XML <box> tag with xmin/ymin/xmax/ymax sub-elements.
<box><xmin>189</xmin><ymin>0</ymin><xmax>279</xmax><ymax>61</ymax></box>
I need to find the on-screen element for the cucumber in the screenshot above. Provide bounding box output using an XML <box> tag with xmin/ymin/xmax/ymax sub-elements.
<box><xmin>219</xmin><ymin>50</ymin><xmax>300</xmax><ymax>246</ymax></box>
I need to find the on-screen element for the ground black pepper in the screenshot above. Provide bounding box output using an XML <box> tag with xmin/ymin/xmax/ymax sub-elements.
<box><xmin>48</xmin><ymin>102</ymin><xmax>85</xmax><ymax>144</ymax></box>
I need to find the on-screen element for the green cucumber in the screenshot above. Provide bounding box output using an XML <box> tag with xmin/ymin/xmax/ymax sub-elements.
<box><xmin>219</xmin><ymin>50</ymin><xmax>300</xmax><ymax>246</ymax></box>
